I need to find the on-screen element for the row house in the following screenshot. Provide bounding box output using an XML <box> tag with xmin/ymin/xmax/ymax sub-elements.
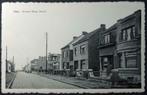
<box><xmin>98</xmin><ymin>10</ymin><xmax>141</xmax><ymax>83</ymax></box>
<box><xmin>115</xmin><ymin>10</ymin><xmax>141</xmax><ymax>83</ymax></box>
<box><xmin>73</xmin><ymin>24</ymin><xmax>106</xmax><ymax>76</ymax></box>
<box><xmin>98</xmin><ymin>24</ymin><xmax>117</xmax><ymax>78</ymax></box>
<box><xmin>61</xmin><ymin>32</ymin><xmax>87</xmax><ymax>72</ymax></box>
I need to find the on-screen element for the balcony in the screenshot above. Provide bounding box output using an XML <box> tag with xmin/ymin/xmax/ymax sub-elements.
<box><xmin>98</xmin><ymin>42</ymin><xmax>115</xmax><ymax>49</ymax></box>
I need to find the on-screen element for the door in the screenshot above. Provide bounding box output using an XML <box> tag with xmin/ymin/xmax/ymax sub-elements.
<box><xmin>74</xmin><ymin>61</ymin><xmax>78</xmax><ymax>71</ymax></box>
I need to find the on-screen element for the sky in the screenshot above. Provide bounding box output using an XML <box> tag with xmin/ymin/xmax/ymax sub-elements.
<box><xmin>2</xmin><ymin>2</ymin><xmax>144</xmax><ymax>70</ymax></box>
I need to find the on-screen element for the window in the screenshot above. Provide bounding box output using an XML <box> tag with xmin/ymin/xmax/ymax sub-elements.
<box><xmin>66</xmin><ymin>51</ymin><xmax>68</xmax><ymax>57</ymax></box>
<box><xmin>120</xmin><ymin>26</ymin><xmax>136</xmax><ymax>41</ymax></box>
<box><xmin>66</xmin><ymin>62</ymin><xmax>69</xmax><ymax>69</ymax></box>
<box><xmin>80</xmin><ymin>45</ymin><xmax>86</xmax><ymax>55</ymax></box>
<box><xmin>104</xmin><ymin>34</ymin><xmax>110</xmax><ymax>44</ymax></box>
<box><xmin>122</xmin><ymin>30</ymin><xmax>127</xmax><ymax>40</ymax></box>
<box><xmin>74</xmin><ymin>48</ymin><xmax>77</xmax><ymax>56</ymax></box>
<box><xmin>126</xmin><ymin>51</ymin><xmax>137</xmax><ymax>68</ymax></box>
<box><xmin>127</xmin><ymin>28</ymin><xmax>131</xmax><ymax>40</ymax></box>
<box><xmin>62</xmin><ymin>51</ymin><xmax>64</xmax><ymax>58</ymax></box>
<box><xmin>126</xmin><ymin>57</ymin><xmax>137</xmax><ymax>68</ymax></box>
<box><xmin>131</xmin><ymin>26</ymin><xmax>136</xmax><ymax>39</ymax></box>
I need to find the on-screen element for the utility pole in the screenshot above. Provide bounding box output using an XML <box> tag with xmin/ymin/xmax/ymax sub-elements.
<box><xmin>46</xmin><ymin>32</ymin><xmax>48</xmax><ymax>74</ymax></box>
<box><xmin>6</xmin><ymin>46</ymin><xmax>8</xmax><ymax>73</ymax></box>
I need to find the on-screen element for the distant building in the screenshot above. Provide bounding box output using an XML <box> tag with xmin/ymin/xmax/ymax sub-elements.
<box><xmin>6</xmin><ymin>60</ymin><xmax>15</xmax><ymax>73</ymax></box>
<box><xmin>48</xmin><ymin>53</ymin><xmax>61</xmax><ymax>71</ymax></box>
<box><xmin>30</xmin><ymin>53</ymin><xmax>61</xmax><ymax>72</ymax></box>
<box><xmin>38</xmin><ymin>56</ymin><xmax>46</xmax><ymax>72</ymax></box>
<box><xmin>73</xmin><ymin>24</ymin><xmax>106</xmax><ymax>76</ymax></box>
<box><xmin>31</xmin><ymin>59</ymin><xmax>39</xmax><ymax>71</ymax></box>
<box><xmin>30</xmin><ymin>56</ymin><xmax>46</xmax><ymax>72</ymax></box>
<box><xmin>23</xmin><ymin>63</ymin><xmax>31</xmax><ymax>73</ymax></box>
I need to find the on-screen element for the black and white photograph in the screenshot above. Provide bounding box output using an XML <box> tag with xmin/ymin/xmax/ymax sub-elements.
<box><xmin>1</xmin><ymin>1</ymin><xmax>145</xmax><ymax>93</ymax></box>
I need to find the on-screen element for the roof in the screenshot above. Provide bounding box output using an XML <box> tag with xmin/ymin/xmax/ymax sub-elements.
<box><xmin>73</xmin><ymin>28</ymin><xmax>101</xmax><ymax>46</ymax></box>
<box><xmin>61</xmin><ymin>37</ymin><xmax>79</xmax><ymax>49</ymax></box>
<box><xmin>117</xmin><ymin>10</ymin><xmax>141</xmax><ymax>24</ymax></box>
<box><xmin>103</xmin><ymin>23</ymin><xmax>117</xmax><ymax>34</ymax></box>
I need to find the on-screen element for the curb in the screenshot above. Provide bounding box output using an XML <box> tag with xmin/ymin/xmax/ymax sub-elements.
<box><xmin>35</xmin><ymin>73</ymin><xmax>88</xmax><ymax>89</ymax></box>
<box><xmin>7</xmin><ymin>72</ymin><xmax>17</xmax><ymax>88</ymax></box>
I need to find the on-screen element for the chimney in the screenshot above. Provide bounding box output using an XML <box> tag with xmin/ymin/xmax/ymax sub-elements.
<box><xmin>100</xmin><ymin>24</ymin><xmax>106</xmax><ymax>29</ymax></box>
<box><xmin>82</xmin><ymin>31</ymin><xmax>88</xmax><ymax>35</ymax></box>
<box><xmin>73</xmin><ymin>36</ymin><xmax>78</xmax><ymax>40</ymax></box>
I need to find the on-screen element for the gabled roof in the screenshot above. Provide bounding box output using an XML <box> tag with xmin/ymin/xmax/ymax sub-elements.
<box><xmin>61</xmin><ymin>37</ymin><xmax>78</xmax><ymax>49</ymax></box>
<box><xmin>73</xmin><ymin>28</ymin><xmax>102</xmax><ymax>46</ymax></box>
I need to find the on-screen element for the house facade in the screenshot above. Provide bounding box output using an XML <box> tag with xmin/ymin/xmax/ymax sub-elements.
<box><xmin>61</xmin><ymin>33</ymin><xmax>86</xmax><ymax>73</ymax></box>
<box><xmin>98</xmin><ymin>24</ymin><xmax>117</xmax><ymax>78</ymax></box>
<box><xmin>114</xmin><ymin>10</ymin><xmax>141</xmax><ymax>83</ymax></box>
<box><xmin>98</xmin><ymin>10</ymin><xmax>141</xmax><ymax>83</ymax></box>
<box><xmin>73</xmin><ymin>24</ymin><xmax>106</xmax><ymax>76</ymax></box>
<box><xmin>48</xmin><ymin>53</ymin><xmax>61</xmax><ymax>71</ymax></box>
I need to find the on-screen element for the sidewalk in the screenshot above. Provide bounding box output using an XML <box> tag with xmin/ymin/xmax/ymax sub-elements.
<box><xmin>6</xmin><ymin>72</ymin><xmax>17</xmax><ymax>88</ymax></box>
<box><xmin>32</xmin><ymin>72</ymin><xmax>111</xmax><ymax>89</ymax></box>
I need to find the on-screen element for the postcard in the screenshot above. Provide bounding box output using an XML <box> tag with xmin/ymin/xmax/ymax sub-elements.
<box><xmin>1</xmin><ymin>1</ymin><xmax>145</xmax><ymax>93</ymax></box>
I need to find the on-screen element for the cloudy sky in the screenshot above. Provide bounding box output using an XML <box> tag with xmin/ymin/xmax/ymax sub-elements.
<box><xmin>2</xmin><ymin>2</ymin><xmax>144</xmax><ymax>70</ymax></box>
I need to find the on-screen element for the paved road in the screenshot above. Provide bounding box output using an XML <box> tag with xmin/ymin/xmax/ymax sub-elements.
<box><xmin>11</xmin><ymin>71</ymin><xmax>80</xmax><ymax>89</ymax></box>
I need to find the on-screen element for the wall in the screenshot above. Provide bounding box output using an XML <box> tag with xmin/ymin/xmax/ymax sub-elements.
<box><xmin>73</xmin><ymin>41</ymin><xmax>89</xmax><ymax>70</ymax></box>
<box><xmin>88</xmin><ymin>31</ymin><xmax>100</xmax><ymax>71</ymax></box>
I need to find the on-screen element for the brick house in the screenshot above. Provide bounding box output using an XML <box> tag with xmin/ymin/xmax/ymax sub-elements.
<box><xmin>98</xmin><ymin>10</ymin><xmax>141</xmax><ymax>84</ymax></box>
<box><xmin>73</xmin><ymin>24</ymin><xmax>106</xmax><ymax>77</ymax></box>
<box><xmin>61</xmin><ymin>32</ymin><xmax>86</xmax><ymax>73</ymax></box>
<box><xmin>98</xmin><ymin>24</ymin><xmax>117</xmax><ymax>78</ymax></box>
<box><xmin>114</xmin><ymin>10</ymin><xmax>141</xmax><ymax>83</ymax></box>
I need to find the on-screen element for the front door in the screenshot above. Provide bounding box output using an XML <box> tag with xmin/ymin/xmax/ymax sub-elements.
<box><xmin>101</xmin><ymin>56</ymin><xmax>113</xmax><ymax>77</ymax></box>
<box><xmin>74</xmin><ymin>61</ymin><xmax>78</xmax><ymax>71</ymax></box>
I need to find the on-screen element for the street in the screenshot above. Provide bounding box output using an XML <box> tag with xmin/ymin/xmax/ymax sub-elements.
<box><xmin>11</xmin><ymin>71</ymin><xmax>80</xmax><ymax>89</ymax></box>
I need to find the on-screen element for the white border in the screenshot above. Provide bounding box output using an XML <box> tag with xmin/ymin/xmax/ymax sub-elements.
<box><xmin>1</xmin><ymin>2</ymin><xmax>145</xmax><ymax>93</ymax></box>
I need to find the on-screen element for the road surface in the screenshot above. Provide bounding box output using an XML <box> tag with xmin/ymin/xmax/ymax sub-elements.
<box><xmin>11</xmin><ymin>71</ymin><xmax>80</xmax><ymax>89</ymax></box>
